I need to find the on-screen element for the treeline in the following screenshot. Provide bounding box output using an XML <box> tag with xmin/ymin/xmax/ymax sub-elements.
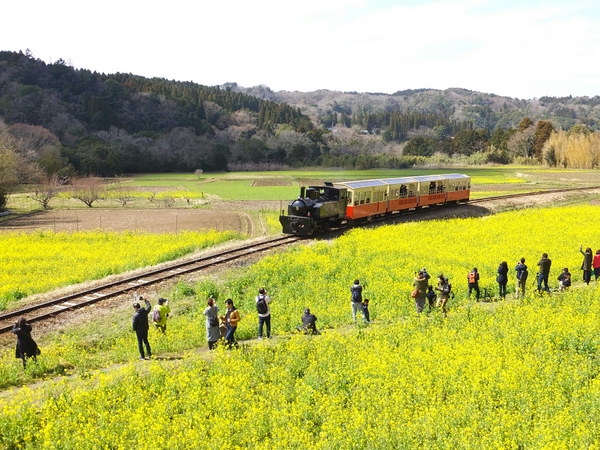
<box><xmin>1</xmin><ymin>49</ymin><xmax>600</xmax><ymax>182</ymax></box>
<box><xmin>320</xmin><ymin>110</ymin><xmax>472</xmax><ymax>141</ymax></box>
<box><xmin>0</xmin><ymin>50</ymin><xmax>318</xmax><ymax>176</ymax></box>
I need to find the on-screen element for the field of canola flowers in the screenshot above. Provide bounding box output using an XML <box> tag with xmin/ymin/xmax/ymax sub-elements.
<box><xmin>0</xmin><ymin>229</ymin><xmax>241</xmax><ymax>309</ymax></box>
<box><xmin>2</xmin><ymin>205</ymin><xmax>600</xmax><ymax>448</ymax></box>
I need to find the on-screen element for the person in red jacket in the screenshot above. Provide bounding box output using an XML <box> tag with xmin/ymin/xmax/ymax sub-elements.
<box><xmin>593</xmin><ymin>249</ymin><xmax>600</xmax><ymax>281</ymax></box>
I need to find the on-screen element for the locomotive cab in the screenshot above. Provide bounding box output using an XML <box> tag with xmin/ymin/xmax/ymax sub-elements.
<box><xmin>280</xmin><ymin>184</ymin><xmax>348</xmax><ymax>236</ymax></box>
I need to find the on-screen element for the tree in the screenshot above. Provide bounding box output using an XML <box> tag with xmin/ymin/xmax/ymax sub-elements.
<box><xmin>533</xmin><ymin>120</ymin><xmax>555</xmax><ymax>159</ymax></box>
<box><xmin>0</xmin><ymin>120</ymin><xmax>45</xmax><ymax>209</ymax></box>
<box><xmin>29</xmin><ymin>174</ymin><xmax>63</xmax><ymax>209</ymax></box>
<box><xmin>403</xmin><ymin>137</ymin><xmax>435</xmax><ymax>156</ymax></box>
<box><xmin>109</xmin><ymin>177</ymin><xmax>132</xmax><ymax>207</ymax></box>
<box><xmin>0</xmin><ymin>147</ymin><xmax>19</xmax><ymax>210</ymax></box>
<box><xmin>70</xmin><ymin>176</ymin><xmax>104</xmax><ymax>207</ymax></box>
<box><xmin>517</xmin><ymin>117</ymin><xmax>534</xmax><ymax>132</ymax></box>
<box><xmin>452</xmin><ymin>129</ymin><xmax>488</xmax><ymax>155</ymax></box>
<box><xmin>194</xmin><ymin>169</ymin><xmax>203</xmax><ymax>179</ymax></box>
<box><xmin>507</xmin><ymin>127</ymin><xmax>535</xmax><ymax>159</ymax></box>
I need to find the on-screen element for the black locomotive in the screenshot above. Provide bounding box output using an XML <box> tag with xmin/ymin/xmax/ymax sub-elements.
<box><xmin>279</xmin><ymin>182</ymin><xmax>348</xmax><ymax>236</ymax></box>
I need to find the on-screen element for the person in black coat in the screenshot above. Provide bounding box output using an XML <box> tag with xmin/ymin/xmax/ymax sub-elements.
<box><xmin>12</xmin><ymin>316</ymin><xmax>40</xmax><ymax>368</ymax></box>
<box><xmin>132</xmin><ymin>297</ymin><xmax>152</xmax><ymax>360</ymax></box>
<box><xmin>297</xmin><ymin>308</ymin><xmax>319</xmax><ymax>334</ymax></box>
<box><xmin>497</xmin><ymin>261</ymin><xmax>509</xmax><ymax>299</ymax></box>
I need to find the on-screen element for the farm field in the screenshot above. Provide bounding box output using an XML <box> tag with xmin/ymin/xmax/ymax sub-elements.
<box><xmin>2</xmin><ymin>204</ymin><xmax>600</xmax><ymax>448</ymax></box>
<box><xmin>3</xmin><ymin>166</ymin><xmax>600</xmax><ymax>236</ymax></box>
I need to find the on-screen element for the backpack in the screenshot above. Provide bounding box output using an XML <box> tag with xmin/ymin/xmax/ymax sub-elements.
<box><xmin>468</xmin><ymin>272</ymin><xmax>477</xmax><ymax>284</ymax></box>
<box><xmin>519</xmin><ymin>269</ymin><xmax>529</xmax><ymax>281</ymax></box>
<box><xmin>256</xmin><ymin>295</ymin><xmax>268</xmax><ymax>314</ymax></box>
<box><xmin>351</xmin><ymin>286</ymin><xmax>362</xmax><ymax>303</ymax></box>
<box><xmin>152</xmin><ymin>307</ymin><xmax>161</xmax><ymax>323</ymax></box>
<box><xmin>209</xmin><ymin>316</ymin><xmax>219</xmax><ymax>327</ymax></box>
<box><xmin>443</xmin><ymin>282</ymin><xmax>452</xmax><ymax>294</ymax></box>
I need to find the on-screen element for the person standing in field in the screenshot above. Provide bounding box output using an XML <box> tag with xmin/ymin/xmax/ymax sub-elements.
<box><xmin>256</xmin><ymin>288</ymin><xmax>272</xmax><ymax>339</ymax></box>
<box><xmin>221</xmin><ymin>298</ymin><xmax>241</xmax><ymax>348</ymax></box>
<box><xmin>537</xmin><ymin>253</ymin><xmax>552</xmax><ymax>293</ymax></box>
<box><xmin>361</xmin><ymin>298</ymin><xmax>371</xmax><ymax>323</ymax></box>
<box><xmin>426</xmin><ymin>285</ymin><xmax>436</xmax><ymax>311</ymax></box>
<box><xmin>204</xmin><ymin>297</ymin><xmax>220</xmax><ymax>350</ymax></box>
<box><xmin>421</xmin><ymin>268</ymin><xmax>431</xmax><ymax>282</ymax></box>
<box><xmin>350</xmin><ymin>279</ymin><xmax>365</xmax><ymax>323</ymax></box>
<box><xmin>132</xmin><ymin>297</ymin><xmax>152</xmax><ymax>360</ymax></box>
<box><xmin>515</xmin><ymin>257</ymin><xmax>528</xmax><ymax>298</ymax></box>
<box><xmin>434</xmin><ymin>274</ymin><xmax>451</xmax><ymax>318</ymax></box>
<box><xmin>497</xmin><ymin>261</ymin><xmax>509</xmax><ymax>300</ymax></box>
<box><xmin>593</xmin><ymin>249</ymin><xmax>600</xmax><ymax>281</ymax></box>
<box><xmin>580</xmin><ymin>245</ymin><xmax>593</xmax><ymax>285</ymax></box>
<box><xmin>413</xmin><ymin>271</ymin><xmax>428</xmax><ymax>313</ymax></box>
<box><xmin>467</xmin><ymin>268</ymin><xmax>480</xmax><ymax>301</ymax></box>
<box><xmin>153</xmin><ymin>297</ymin><xmax>171</xmax><ymax>333</ymax></box>
<box><xmin>12</xmin><ymin>316</ymin><xmax>40</xmax><ymax>369</ymax></box>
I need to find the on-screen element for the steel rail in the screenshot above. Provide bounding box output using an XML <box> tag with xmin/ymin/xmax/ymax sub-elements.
<box><xmin>0</xmin><ymin>235</ymin><xmax>299</xmax><ymax>333</ymax></box>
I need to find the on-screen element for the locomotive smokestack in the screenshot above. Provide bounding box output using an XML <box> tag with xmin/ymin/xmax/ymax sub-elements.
<box><xmin>300</xmin><ymin>187</ymin><xmax>305</xmax><ymax>198</ymax></box>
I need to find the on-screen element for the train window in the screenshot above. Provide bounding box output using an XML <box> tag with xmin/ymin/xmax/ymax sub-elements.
<box><xmin>429</xmin><ymin>182</ymin><xmax>436</xmax><ymax>194</ymax></box>
<box><xmin>400</xmin><ymin>185</ymin><xmax>407</xmax><ymax>198</ymax></box>
<box><xmin>366</xmin><ymin>193</ymin><xmax>371</xmax><ymax>204</ymax></box>
<box><xmin>409</xmin><ymin>190</ymin><xmax>414</xmax><ymax>197</ymax></box>
<box><xmin>359</xmin><ymin>192</ymin><xmax>365</xmax><ymax>205</ymax></box>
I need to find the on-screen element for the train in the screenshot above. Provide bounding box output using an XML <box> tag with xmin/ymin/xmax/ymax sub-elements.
<box><xmin>279</xmin><ymin>173</ymin><xmax>471</xmax><ymax>236</ymax></box>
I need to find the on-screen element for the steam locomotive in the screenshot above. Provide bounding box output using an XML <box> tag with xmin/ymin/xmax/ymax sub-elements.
<box><xmin>279</xmin><ymin>174</ymin><xmax>471</xmax><ymax>236</ymax></box>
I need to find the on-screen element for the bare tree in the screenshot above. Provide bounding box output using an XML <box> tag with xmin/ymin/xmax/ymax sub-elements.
<box><xmin>507</xmin><ymin>127</ymin><xmax>536</xmax><ymax>160</ymax></box>
<box><xmin>109</xmin><ymin>177</ymin><xmax>132</xmax><ymax>207</ymax></box>
<box><xmin>29</xmin><ymin>174</ymin><xmax>63</xmax><ymax>209</ymax></box>
<box><xmin>147</xmin><ymin>188</ymin><xmax>160</xmax><ymax>202</ymax></box>
<box><xmin>178</xmin><ymin>187</ymin><xmax>191</xmax><ymax>206</ymax></box>
<box><xmin>0</xmin><ymin>119</ymin><xmax>44</xmax><ymax>209</ymax></box>
<box><xmin>70</xmin><ymin>176</ymin><xmax>104</xmax><ymax>207</ymax></box>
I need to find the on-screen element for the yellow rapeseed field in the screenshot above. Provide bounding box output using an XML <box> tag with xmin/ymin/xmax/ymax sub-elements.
<box><xmin>2</xmin><ymin>205</ymin><xmax>600</xmax><ymax>448</ymax></box>
<box><xmin>0</xmin><ymin>229</ymin><xmax>241</xmax><ymax>308</ymax></box>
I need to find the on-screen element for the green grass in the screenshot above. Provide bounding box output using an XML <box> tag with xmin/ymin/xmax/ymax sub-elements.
<box><xmin>6</xmin><ymin>167</ymin><xmax>600</xmax><ymax>215</ymax></box>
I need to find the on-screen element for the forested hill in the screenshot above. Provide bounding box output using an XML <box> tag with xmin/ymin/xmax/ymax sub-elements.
<box><xmin>2</xmin><ymin>49</ymin><xmax>600</xmax><ymax>179</ymax></box>
<box><xmin>232</xmin><ymin>84</ymin><xmax>600</xmax><ymax>133</ymax></box>
<box><xmin>0</xmin><ymin>51</ymin><xmax>316</xmax><ymax>176</ymax></box>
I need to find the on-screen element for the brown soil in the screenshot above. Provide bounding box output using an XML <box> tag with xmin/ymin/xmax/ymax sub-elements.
<box><xmin>0</xmin><ymin>208</ymin><xmax>253</xmax><ymax>234</ymax></box>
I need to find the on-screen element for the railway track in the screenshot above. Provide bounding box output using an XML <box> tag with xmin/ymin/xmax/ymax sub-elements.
<box><xmin>467</xmin><ymin>185</ymin><xmax>600</xmax><ymax>204</ymax></box>
<box><xmin>0</xmin><ymin>235</ymin><xmax>300</xmax><ymax>334</ymax></box>
<box><xmin>2</xmin><ymin>185</ymin><xmax>598</xmax><ymax>334</ymax></box>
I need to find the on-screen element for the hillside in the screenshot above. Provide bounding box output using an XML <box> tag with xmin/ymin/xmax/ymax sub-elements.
<box><xmin>2</xmin><ymin>49</ymin><xmax>600</xmax><ymax>181</ymax></box>
<box><xmin>232</xmin><ymin>83</ymin><xmax>600</xmax><ymax>131</ymax></box>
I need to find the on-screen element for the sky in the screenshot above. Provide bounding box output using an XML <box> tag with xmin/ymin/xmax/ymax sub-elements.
<box><xmin>2</xmin><ymin>0</ymin><xmax>600</xmax><ymax>100</ymax></box>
